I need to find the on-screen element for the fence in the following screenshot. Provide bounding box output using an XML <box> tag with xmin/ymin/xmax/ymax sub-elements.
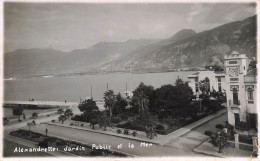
<box><xmin>227</xmin><ymin>132</ymin><xmax>258</xmax><ymax>154</ymax></box>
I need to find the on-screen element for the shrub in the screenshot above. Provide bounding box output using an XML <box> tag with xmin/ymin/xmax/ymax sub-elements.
<box><xmin>156</xmin><ymin>124</ymin><xmax>165</xmax><ymax>131</ymax></box>
<box><xmin>47</xmin><ymin>115</ymin><xmax>50</xmax><ymax>117</ymax></box>
<box><xmin>71</xmin><ymin>115</ymin><xmax>84</xmax><ymax>122</ymax></box>
<box><xmin>81</xmin><ymin>123</ymin><xmax>84</xmax><ymax>127</ymax></box>
<box><xmin>116</xmin><ymin>129</ymin><xmax>122</xmax><ymax>134</ymax></box>
<box><xmin>38</xmin><ymin>140</ymin><xmax>48</xmax><ymax>148</ymax></box>
<box><xmin>215</xmin><ymin>124</ymin><xmax>224</xmax><ymax>130</ymax></box>
<box><xmin>90</xmin><ymin>150</ymin><xmax>103</xmax><ymax>156</ymax></box>
<box><xmin>123</xmin><ymin>129</ymin><xmax>129</xmax><ymax>135</ymax></box>
<box><xmin>236</xmin><ymin>122</ymin><xmax>248</xmax><ymax>131</ymax></box>
<box><xmin>51</xmin><ymin>120</ymin><xmax>55</xmax><ymax>123</ymax></box>
<box><xmin>70</xmin><ymin>123</ymin><xmax>74</xmax><ymax>126</ymax></box>
<box><xmin>111</xmin><ymin>117</ymin><xmax>122</xmax><ymax>124</ymax></box>
<box><xmin>239</xmin><ymin>135</ymin><xmax>253</xmax><ymax>144</ymax></box>
<box><xmin>43</xmin><ymin>137</ymin><xmax>56</xmax><ymax>143</ymax></box>
<box><xmin>18</xmin><ymin>119</ymin><xmax>22</xmax><ymax>122</ymax></box>
<box><xmin>132</xmin><ymin>131</ymin><xmax>137</xmax><ymax>137</ymax></box>
<box><xmin>204</xmin><ymin>131</ymin><xmax>213</xmax><ymax>136</ymax></box>
<box><xmin>56</xmin><ymin>140</ymin><xmax>67</xmax><ymax>146</ymax></box>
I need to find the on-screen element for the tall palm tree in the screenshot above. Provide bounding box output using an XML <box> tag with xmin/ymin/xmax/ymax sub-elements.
<box><xmin>135</xmin><ymin>91</ymin><xmax>149</xmax><ymax>121</ymax></box>
<box><xmin>104</xmin><ymin>90</ymin><xmax>115</xmax><ymax>123</ymax></box>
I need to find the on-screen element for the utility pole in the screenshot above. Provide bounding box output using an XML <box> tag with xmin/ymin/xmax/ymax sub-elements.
<box><xmin>107</xmin><ymin>83</ymin><xmax>109</xmax><ymax>91</ymax></box>
<box><xmin>126</xmin><ymin>82</ymin><xmax>128</xmax><ymax>97</ymax></box>
<box><xmin>91</xmin><ymin>86</ymin><xmax>93</xmax><ymax>99</ymax></box>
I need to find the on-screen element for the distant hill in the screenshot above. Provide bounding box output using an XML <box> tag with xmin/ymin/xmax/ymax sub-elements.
<box><xmin>4</xmin><ymin>39</ymin><xmax>159</xmax><ymax>78</ymax></box>
<box><xmin>101</xmin><ymin>15</ymin><xmax>256</xmax><ymax>72</ymax></box>
<box><xmin>4</xmin><ymin>15</ymin><xmax>256</xmax><ymax>78</ymax></box>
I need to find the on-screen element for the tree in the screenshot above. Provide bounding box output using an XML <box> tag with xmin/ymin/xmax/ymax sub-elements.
<box><xmin>98</xmin><ymin>112</ymin><xmax>109</xmax><ymax>131</ymax></box>
<box><xmin>199</xmin><ymin>78</ymin><xmax>210</xmax><ymax>94</ymax></box>
<box><xmin>32</xmin><ymin>112</ymin><xmax>39</xmax><ymax>119</ymax></box>
<box><xmin>113</xmin><ymin>93</ymin><xmax>128</xmax><ymax>116</ymax></box>
<box><xmin>131</xmin><ymin>82</ymin><xmax>154</xmax><ymax>116</ymax></box>
<box><xmin>104</xmin><ymin>90</ymin><xmax>116</xmax><ymax>122</ymax></box>
<box><xmin>149</xmin><ymin>81</ymin><xmax>193</xmax><ymax>118</ymax></box>
<box><xmin>132</xmin><ymin>90</ymin><xmax>150</xmax><ymax>122</ymax></box>
<box><xmin>64</xmin><ymin>109</ymin><xmax>73</xmax><ymax>118</ymax></box>
<box><xmin>146</xmin><ymin>126</ymin><xmax>157</xmax><ymax>139</ymax></box>
<box><xmin>58</xmin><ymin>109</ymin><xmax>64</xmax><ymax>114</ymax></box>
<box><xmin>13</xmin><ymin>107</ymin><xmax>24</xmax><ymax>121</ymax></box>
<box><xmin>58</xmin><ymin>115</ymin><xmax>67</xmax><ymax>124</ymax></box>
<box><xmin>210</xmin><ymin>130</ymin><xmax>230</xmax><ymax>153</ymax></box>
<box><xmin>78</xmin><ymin>99</ymin><xmax>100</xmax><ymax>129</ymax></box>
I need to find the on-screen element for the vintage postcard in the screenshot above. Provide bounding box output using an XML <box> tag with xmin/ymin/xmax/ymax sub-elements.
<box><xmin>1</xmin><ymin>0</ymin><xmax>258</xmax><ymax>160</ymax></box>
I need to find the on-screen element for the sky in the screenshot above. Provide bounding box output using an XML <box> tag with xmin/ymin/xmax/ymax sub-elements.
<box><xmin>4</xmin><ymin>3</ymin><xmax>256</xmax><ymax>52</ymax></box>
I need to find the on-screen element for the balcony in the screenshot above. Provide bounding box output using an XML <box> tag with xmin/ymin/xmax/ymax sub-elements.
<box><xmin>229</xmin><ymin>100</ymin><xmax>240</xmax><ymax>108</ymax></box>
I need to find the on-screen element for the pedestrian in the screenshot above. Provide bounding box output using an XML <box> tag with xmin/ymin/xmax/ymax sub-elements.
<box><xmin>65</xmin><ymin>100</ymin><xmax>67</xmax><ymax>103</ymax></box>
<box><xmin>45</xmin><ymin>128</ymin><xmax>48</xmax><ymax>136</ymax></box>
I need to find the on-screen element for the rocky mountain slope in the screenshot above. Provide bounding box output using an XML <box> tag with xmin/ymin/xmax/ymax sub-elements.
<box><xmin>4</xmin><ymin>15</ymin><xmax>256</xmax><ymax>78</ymax></box>
<box><xmin>101</xmin><ymin>15</ymin><xmax>256</xmax><ymax>72</ymax></box>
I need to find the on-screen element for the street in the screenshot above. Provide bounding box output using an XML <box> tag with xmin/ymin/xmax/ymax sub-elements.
<box><xmin>25</xmin><ymin>112</ymin><xmax>228</xmax><ymax>157</ymax></box>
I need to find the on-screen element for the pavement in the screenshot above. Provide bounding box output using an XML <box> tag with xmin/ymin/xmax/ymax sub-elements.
<box><xmin>5</xmin><ymin>107</ymin><xmax>249</xmax><ymax>158</ymax></box>
<box><xmin>24</xmin><ymin>109</ymin><xmax>228</xmax><ymax>157</ymax></box>
<box><xmin>193</xmin><ymin>139</ymin><xmax>253</xmax><ymax>158</ymax></box>
<box><xmin>3</xmin><ymin>106</ymin><xmax>77</xmax><ymax>157</ymax></box>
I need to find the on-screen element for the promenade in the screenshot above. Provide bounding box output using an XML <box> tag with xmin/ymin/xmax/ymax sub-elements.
<box><xmin>3</xmin><ymin>100</ymin><xmax>78</xmax><ymax>107</ymax></box>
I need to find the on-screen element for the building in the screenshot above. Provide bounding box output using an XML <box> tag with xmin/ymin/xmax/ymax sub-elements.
<box><xmin>187</xmin><ymin>51</ymin><xmax>257</xmax><ymax>133</ymax></box>
<box><xmin>188</xmin><ymin>70</ymin><xmax>225</xmax><ymax>96</ymax></box>
<box><xmin>224</xmin><ymin>51</ymin><xmax>257</xmax><ymax>132</ymax></box>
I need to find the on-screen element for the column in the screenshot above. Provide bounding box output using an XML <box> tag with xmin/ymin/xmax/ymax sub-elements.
<box><xmin>234</xmin><ymin>134</ymin><xmax>239</xmax><ymax>149</ymax></box>
<box><xmin>252</xmin><ymin>137</ymin><xmax>258</xmax><ymax>155</ymax></box>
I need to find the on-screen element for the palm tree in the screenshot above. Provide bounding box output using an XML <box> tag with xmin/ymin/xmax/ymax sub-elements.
<box><xmin>32</xmin><ymin>112</ymin><xmax>39</xmax><ymax>119</ymax></box>
<box><xmin>134</xmin><ymin>91</ymin><xmax>149</xmax><ymax>121</ymax></box>
<box><xmin>104</xmin><ymin>90</ymin><xmax>116</xmax><ymax>123</ymax></box>
<box><xmin>58</xmin><ymin>109</ymin><xmax>64</xmax><ymax>114</ymax></box>
<box><xmin>64</xmin><ymin>109</ymin><xmax>73</xmax><ymax>118</ymax></box>
<box><xmin>58</xmin><ymin>115</ymin><xmax>67</xmax><ymax>124</ymax></box>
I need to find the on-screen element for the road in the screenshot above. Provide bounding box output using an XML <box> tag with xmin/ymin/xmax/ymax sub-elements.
<box><xmin>164</xmin><ymin>111</ymin><xmax>228</xmax><ymax>153</ymax></box>
<box><xmin>27</xmin><ymin>112</ymin><xmax>228</xmax><ymax>157</ymax></box>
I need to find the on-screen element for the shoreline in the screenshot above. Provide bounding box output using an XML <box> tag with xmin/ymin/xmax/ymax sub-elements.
<box><xmin>4</xmin><ymin>69</ymin><xmax>210</xmax><ymax>80</ymax></box>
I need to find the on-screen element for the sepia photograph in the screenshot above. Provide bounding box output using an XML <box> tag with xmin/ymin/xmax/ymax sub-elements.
<box><xmin>1</xmin><ymin>1</ymin><xmax>258</xmax><ymax>159</ymax></box>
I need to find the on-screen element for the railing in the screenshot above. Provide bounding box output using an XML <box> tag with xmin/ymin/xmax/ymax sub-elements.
<box><xmin>229</xmin><ymin>100</ymin><xmax>240</xmax><ymax>106</ymax></box>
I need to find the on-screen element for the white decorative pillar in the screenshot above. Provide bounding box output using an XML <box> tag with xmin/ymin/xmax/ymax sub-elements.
<box><xmin>234</xmin><ymin>134</ymin><xmax>239</xmax><ymax>149</ymax></box>
<box><xmin>252</xmin><ymin>137</ymin><xmax>258</xmax><ymax>155</ymax></box>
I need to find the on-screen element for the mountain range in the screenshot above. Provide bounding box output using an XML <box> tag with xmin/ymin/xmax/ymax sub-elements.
<box><xmin>4</xmin><ymin>15</ymin><xmax>256</xmax><ymax>78</ymax></box>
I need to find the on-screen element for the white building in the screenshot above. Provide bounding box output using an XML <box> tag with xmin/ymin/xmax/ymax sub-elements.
<box><xmin>187</xmin><ymin>51</ymin><xmax>257</xmax><ymax>133</ymax></box>
<box><xmin>224</xmin><ymin>51</ymin><xmax>257</xmax><ymax>132</ymax></box>
<box><xmin>188</xmin><ymin>71</ymin><xmax>225</xmax><ymax>96</ymax></box>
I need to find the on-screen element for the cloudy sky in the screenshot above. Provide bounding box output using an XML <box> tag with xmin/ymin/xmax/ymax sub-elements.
<box><xmin>4</xmin><ymin>3</ymin><xmax>256</xmax><ymax>52</ymax></box>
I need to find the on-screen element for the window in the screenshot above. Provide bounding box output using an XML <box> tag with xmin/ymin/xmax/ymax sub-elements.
<box><xmin>205</xmin><ymin>77</ymin><xmax>210</xmax><ymax>93</ymax></box>
<box><xmin>218</xmin><ymin>83</ymin><xmax>222</xmax><ymax>92</ymax></box>
<box><xmin>248</xmin><ymin>88</ymin><xmax>253</xmax><ymax>100</ymax></box>
<box><xmin>195</xmin><ymin>83</ymin><xmax>199</xmax><ymax>92</ymax></box>
<box><xmin>229</xmin><ymin>61</ymin><xmax>238</xmax><ymax>64</ymax></box>
<box><xmin>217</xmin><ymin>77</ymin><xmax>221</xmax><ymax>82</ymax></box>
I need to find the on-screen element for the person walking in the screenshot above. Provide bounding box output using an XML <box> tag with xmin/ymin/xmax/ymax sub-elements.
<box><xmin>45</xmin><ymin>128</ymin><xmax>48</xmax><ymax>136</ymax></box>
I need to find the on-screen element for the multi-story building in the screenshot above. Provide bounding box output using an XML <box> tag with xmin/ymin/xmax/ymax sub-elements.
<box><xmin>224</xmin><ymin>51</ymin><xmax>257</xmax><ymax>132</ymax></box>
<box><xmin>188</xmin><ymin>71</ymin><xmax>225</xmax><ymax>96</ymax></box>
<box><xmin>188</xmin><ymin>50</ymin><xmax>257</xmax><ymax>133</ymax></box>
